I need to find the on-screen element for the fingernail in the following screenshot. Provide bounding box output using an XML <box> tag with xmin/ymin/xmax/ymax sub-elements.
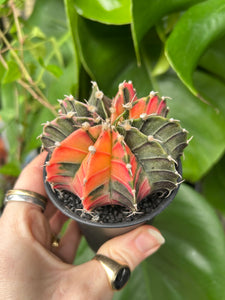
<box><xmin>148</xmin><ymin>228</ymin><xmax>165</xmax><ymax>245</ymax></box>
<box><xmin>135</xmin><ymin>228</ymin><xmax>165</xmax><ymax>253</ymax></box>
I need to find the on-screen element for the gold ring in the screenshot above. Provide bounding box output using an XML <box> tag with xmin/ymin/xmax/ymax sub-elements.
<box><xmin>51</xmin><ymin>235</ymin><xmax>60</xmax><ymax>248</ymax></box>
<box><xmin>93</xmin><ymin>254</ymin><xmax>131</xmax><ymax>290</ymax></box>
<box><xmin>4</xmin><ymin>189</ymin><xmax>47</xmax><ymax>211</ymax></box>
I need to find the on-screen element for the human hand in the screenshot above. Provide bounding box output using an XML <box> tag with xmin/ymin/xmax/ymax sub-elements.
<box><xmin>0</xmin><ymin>152</ymin><xmax>165</xmax><ymax>300</ymax></box>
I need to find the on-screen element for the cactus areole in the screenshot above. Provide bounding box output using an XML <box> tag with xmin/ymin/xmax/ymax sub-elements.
<box><xmin>41</xmin><ymin>81</ymin><xmax>188</xmax><ymax>218</ymax></box>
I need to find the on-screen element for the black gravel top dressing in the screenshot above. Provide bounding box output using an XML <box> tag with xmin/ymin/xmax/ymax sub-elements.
<box><xmin>55</xmin><ymin>190</ymin><xmax>164</xmax><ymax>224</ymax></box>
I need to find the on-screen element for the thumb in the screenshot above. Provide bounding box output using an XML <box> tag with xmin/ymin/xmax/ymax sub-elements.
<box><xmin>97</xmin><ymin>224</ymin><xmax>165</xmax><ymax>271</ymax></box>
<box><xmin>62</xmin><ymin>225</ymin><xmax>165</xmax><ymax>300</ymax></box>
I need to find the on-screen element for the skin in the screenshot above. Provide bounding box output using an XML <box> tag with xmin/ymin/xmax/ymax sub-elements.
<box><xmin>0</xmin><ymin>152</ymin><xmax>165</xmax><ymax>300</ymax></box>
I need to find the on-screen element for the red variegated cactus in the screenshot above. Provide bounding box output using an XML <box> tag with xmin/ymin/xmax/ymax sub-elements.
<box><xmin>41</xmin><ymin>81</ymin><xmax>189</xmax><ymax>212</ymax></box>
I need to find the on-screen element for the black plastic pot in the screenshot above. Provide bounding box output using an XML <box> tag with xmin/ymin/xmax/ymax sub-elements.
<box><xmin>44</xmin><ymin>161</ymin><xmax>182</xmax><ymax>252</ymax></box>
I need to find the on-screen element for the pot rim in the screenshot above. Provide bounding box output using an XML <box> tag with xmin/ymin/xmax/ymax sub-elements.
<box><xmin>43</xmin><ymin>158</ymin><xmax>182</xmax><ymax>229</ymax></box>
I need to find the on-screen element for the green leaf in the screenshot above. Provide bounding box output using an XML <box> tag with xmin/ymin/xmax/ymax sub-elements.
<box><xmin>151</xmin><ymin>52</ymin><xmax>170</xmax><ymax>77</ymax></box>
<box><xmin>75</xmin><ymin>237</ymin><xmax>94</xmax><ymax>265</ymax></box>
<box><xmin>0</xmin><ymin>0</ymin><xmax>7</xmax><ymax>4</ymax></box>
<box><xmin>0</xmin><ymin>6</ymin><xmax>10</xmax><ymax>18</ymax></box>
<box><xmin>0</xmin><ymin>162</ymin><xmax>21</xmax><ymax>177</ymax></box>
<box><xmin>131</xmin><ymin>0</ymin><xmax>204</xmax><ymax>63</ymax></box>
<box><xmin>64</xmin><ymin>0</ymin><xmax>80</xmax><ymax>88</ymax></box>
<box><xmin>75</xmin><ymin>17</ymin><xmax>165</xmax><ymax>97</ymax></box>
<box><xmin>73</xmin><ymin>0</ymin><xmax>131</xmax><ymax>25</ymax></box>
<box><xmin>0</xmin><ymin>108</ymin><xmax>16</xmax><ymax>123</ymax></box>
<box><xmin>25</xmin><ymin>0</ymin><xmax>67</xmax><ymax>38</ymax></box>
<box><xmin>45</xmin><ymin>64</ymin><xmax>63</xmax><ymax>78</ymax></box>
<box><xmin>29</xmin><ymin>26</ymin><xmax>47</xmax><ymax>40</ymax></box>
<box><xmin>76</xmin><ymin>16</ymin><xmax>136</xmax><ymax>92</ymax></box>
<box><xmin>165</xmin><ymin>0</ymin><xmax>225</xmax><ymax>97</ymax></box>
<box><xmin>202</xmin><ymin>154</ymin><xmax>225</xmax><ymax>215</ymax></box>
<box><xmin>23</xmin><ymin>0</ymin><xmax>79</xmax><ymax>99</ymax></box>
<box><xmin>3</xmin><ymin>61</ymin><xmax>21</xmax><ymax>84</ymax></box>
<box><xmin>193</xmin><ymin>70</ymin><xmax>225</xmax><ymax>116</ymax></box>
<box><xmin>0</xmin><ymin>83</ymin><xmax>21</xmax><ymax>162</ymax></box>
<box><xmin>0</xmin><ymin>61</ymin><xmax>6</xmax><ymax>82</ymax></box>
<box><xmin>46</xmin><ymin>54</ymin><xmax>79</xmax><ymax>101</ymax></box>
<box><xmin>22</xmin><ymin>107</ymin><xmax>54</xmax><ymax>156</ymax></box>
<box><xmin>114</xmin><ymin>184</ymin><xmax>225</xmax><ymax>299</ymax></box>
<box><xmin>199</xmin><ymin>35</ymin><xmax>225</xmax><ymax>83</ymax></box>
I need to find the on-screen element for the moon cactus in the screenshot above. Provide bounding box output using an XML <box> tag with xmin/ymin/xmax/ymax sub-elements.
<box><xmin>41</xmin><ymin>81</ymin><xmax>189</xmax><ymax>212</ymax></box>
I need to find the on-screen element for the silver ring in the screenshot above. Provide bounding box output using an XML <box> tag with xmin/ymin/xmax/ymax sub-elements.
<box><xmin>93</xmin><ymin>254</ymin><xmax>131</xmax><ymax>290</ymax></box>
<box><xmin>4</xmin><ymin>189</ymin><xmax>47</xmax><ymax>211</ymax></box>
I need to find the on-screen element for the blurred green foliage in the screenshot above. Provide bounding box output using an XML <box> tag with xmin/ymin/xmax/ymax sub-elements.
<box><xmin>0</xmin><ymin>0</ymin><xmax>225</xmax><ymax>299</ymax></box>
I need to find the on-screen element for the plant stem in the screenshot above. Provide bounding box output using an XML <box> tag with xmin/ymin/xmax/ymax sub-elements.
<box><xmin>18</xmin><ymin>79</ymin><xmax>56</xmax><ymax>112</ymax></box>
<box><xmin>0</xmin><ymin>29</ymin><xmax>56</xmax><ymax>115</ymax></box>
<box><xmin>0</xmin><ymin>54</ymin><xmax>8</xmax><ymax>70</ymax></box>
<box><xmin>10</xmin><ymin>0</ymin><xmax>24</xmax><ymax>49</ymax></box>
<box><xmin>0</xmin><ymin>29</ymin><xmax>31</xmax><ymax>82</ymax></box>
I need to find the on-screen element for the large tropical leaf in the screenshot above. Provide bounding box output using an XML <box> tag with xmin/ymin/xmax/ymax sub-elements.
<box><xmin>131</xmin><ymin>0</ymin><xmax>205</xmax><ymax>62</ymax></box>
<box><xmin>165</xmin><ymin>0</ymin><xmax>225</xmax><ymax>97</ymax></box>
<box><xmin>113</xmin><ymin>184</ymin><xmax>225</xmax><ymax>299</ymax></box>
<box><xmin>198</xmin><ymin>35</ymin><xmax>225</xmax><ymax>83</ymax></box>
<box><xmin>73</xmin><ymin>14</ymin><xmax>140</xmax><ymax>93</ymax></box>
<box><xmin>202</xmin><ymin>154</ymin><xmax>225</xmax><ymax>215</ymax></box>
<box><xmin>64</xmin><ymin>0</ymin><xmax>80</xmax><ymax>74</ymax></box>
<box><xmin>73</xmin><ymin>0</ymin><xmax>131</xmax><ymax>25</ymax></box>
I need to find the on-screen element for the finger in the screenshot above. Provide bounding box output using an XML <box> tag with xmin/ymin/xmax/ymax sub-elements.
<box><xmin>12</xmin><ymin>151</ymin><xmax>56</xmax><ymax>220</ymax></box>
<box><xmin>14</xmin><ymin>151</ymin><xmax>48</xmax><ymax>197</ymax></box>
<box><xmin>61</xmin><ymin>225</ymin><xmax>165</xmax><ymax>298</ymax></box>
<box><xmin>52</xmin><ymin>220</ymin><xmax>81</xmax><ymax>264</ymax></box>
<box><xmin>49</xmin><ymin>210</ymin><xmax>69</xmax><ymax>236</ymax></box>
<box><xmin>2</xmin><ymin>201</ymin><xmax>51</xmax><ymax>248</ymax></box>
<box><xmin>97</xmin><ymin>225</ymin><xmax>165</xmax><ymax>271</ymax></box>
<box><xmin>3</xmin><ymin>152</ymin><xmax>52</xmax><ymax>247</ymax></box>
<box><xmin>44</xmin><ymin>201</ymin><xmax>57</xmax><ymax>220</ymax></box>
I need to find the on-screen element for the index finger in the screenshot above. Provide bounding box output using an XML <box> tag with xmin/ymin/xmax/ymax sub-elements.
<box><xmin>13</xmin><ymin>151</ymin><xmax>57</xmax><ymax>218</ymax></box>
<box><xmin>14</xmin><ymin>151</ymin><xmax>48</xmax><ymax>197</ymax></box>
